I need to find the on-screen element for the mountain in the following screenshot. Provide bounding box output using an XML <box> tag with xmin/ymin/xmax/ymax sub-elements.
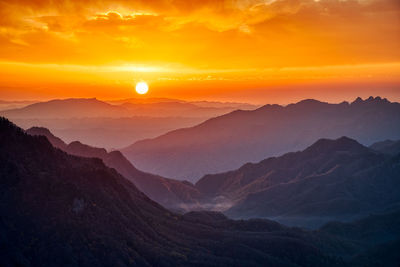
<box><xmin>26</xmin><ymin>127</ymin><xmax>202</xmax><ymax>210</ymax></box>
<box><xmin>189</xmin><ymin>100</ymin><xmax>257</xmax><ymax>110</ymax></box>
<box><xmin>320</xmin><ymin>210</ymin><xmax>400</xmax><ymax>247</ymax></box>
<box><xmin>194</xmin><ymin>137</ymin><xmax>400</xmax><ymax>227</ymax></box>
<box><xmin>120</xmin><ymin>101</ymin><xmax>242</xmax><ymax>118</ymax></box>
<box><xmin>16</xmin><ymin>116</ymin><xmax>207</xmax><ymax>149</ymax></box>
<box><xmin>107</xmin><ymin>97</ymin><xmax>257</xmax><ymax>110</ymax></box>
<box><xmin>370</xmin><ymin>139</ymin><xmax>400</xmax><ymax>155</ymax></box>
<box><xmin>2</xmin><ymin>98</ymin><xmax>255</xmax><ymax>148</ymax></box>
<box><xmin>26</xmin><ymin>126</ymin><xmax>68</xmax><ymax>149</ymax></box>
<box><xmin>0</xmin><ymin>98</ymin><xmax>128</xmax><ymax>118</ymax></box>
<box><xmin>0</xmin><ymin>100</ymin><xmax>36</xmax><ymax>111</ymax></box>
<box><xmin>107</xmin><ymin>97</ymin><xmax>185</xmax><ymax>105</ymax></box>
<box><xmin>319</xmin><ymin>211</ymin><xmax>400</xmax><ymax>266</ymax></box>
<box><xmin>0</xmin><ymin>98</ymin><xmax>255</xmax><ymax>120</ymax></box>
<box><xmin>122</xmin><ymin>96</ymin><xmax>400</xmax><ymax>182</ymax></box>
<box><xmin>0</xmin><ymin>117</ymin><xmax>345</xmax><ymax>266</ymax></box>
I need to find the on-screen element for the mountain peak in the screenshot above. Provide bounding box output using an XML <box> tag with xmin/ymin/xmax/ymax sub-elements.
<box><xmin>353</xmin><ymin>97</ymin><xmax>363</xmax><ymax>104</ymax></box>
<box><xmin>285</xmin><ymin>99</ymin><xmax>329</xmax><ymax>111</ymax></box>
<box><xmin>296</xmin><ymin>99</ymin><xmax>324</xmax><ymax>105</ymax></box>
<box><xmin>256</xmin><ymin>103</ymin><xmax>282</xmax><ymax>111</ymax></box>
<box><xmin>305</xmin><ymin>136</ymin><xmax>367</xmax><ymax>155</ymax></box>
<box><xmin>26</xmin><ymin>126</ymin><xmax>67</xmax><ymax>149</ymax></box>
<box><xmin>67</xmin><ymin>141</ymin><xmax>108</xmax><ymax>157</ymax></box>
<box><xmin>26</xmin><ymin>126</ymin><xmax>52</xmax><ymax>136</ymax></box>
<box><xmin>351</xmin><ymin>96</ymin><xmax>390</xmax><ymax>106</ymax></box>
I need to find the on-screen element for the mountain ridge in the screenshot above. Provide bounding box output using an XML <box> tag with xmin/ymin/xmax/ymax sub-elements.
<box><xmin>194</xmin><ymin>136</ymin><xmax>400</xmax><ymax>227</ymax></box>
<box><xmin>122</xmin><ymin>96</ymin><xmax>400</xmax><ymax>182</ymax></box>
<box><xmin>370</xmin><ymin>139</ymin><xmax>400</xmax><ymax>155</ymax></box>
<box><xmin>2</xmin><ymin>97</ymin><xmax>257</xmax><ymax>148</ymax></box>
<box><xmin>26</xmin><ymin>126</ymin><xmax>203</xmax><ymax>210</ymax></box>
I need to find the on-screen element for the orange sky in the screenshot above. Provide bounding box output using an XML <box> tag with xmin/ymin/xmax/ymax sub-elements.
<box><xmin>0</xmin><ymin>0</ymin><xmax>399</xmax><ymax>104</ymax></box>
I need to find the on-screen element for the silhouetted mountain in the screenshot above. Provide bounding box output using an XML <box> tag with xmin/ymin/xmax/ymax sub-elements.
<box><xmin>370</xmin><ymin>139</ymin><xmax>400</xmax><ymax>155</ymax></box>
<box><xmin>122</xmin><ymin>96</ymin><xmax>400</xmax><ymax>182</ymax></box>
<box><xmin>195</xmin><ymin>137</ymin><xmax>400</xmax><ymax>227</ymax></box>
<box><xmin>0</xmin><ymin>98</ymin><xmax>128</xmax><ymax>118</ymax></box>
<box><xmin>27</xmin><ymin>126</ymin><xmax>68</xmax><ymax>149</ymax></box>
<box><xmin>0</xmin><ymin>98</ymin><xmax>254</xmax><ymax>120</ymax></box>
<box><xmin>3</xmin><ymin>98</ymin><xmax>255</xmax><ymax>148</ymax></box>
<box><xmin>26</xmin><ymin>127</ymin><xmax>202</xmax><ymax>210</ymax></box>
<box><xmin>17</xmin><ymin>116</ymin><xmax>207</xmax><ymax>149</ymax></box>
<box><xmin>107</xmin><ymin>97</ymin><xmax>257</xmax><ymax>110</ymax></box>
<box><xmin>119</xmin><ymin>101</ymin><xmax>234</xmax><ymax>118</ymax></box>
<box><xmin>1</xmin><ymin>117</ymin><xmax>344</xmax><ymax>266</ymax></box>
<box><xmin>107</xmin><ymin>97</ymin><xmax>185</xmax><ymax>105</ymax></box>
<box><xmin>0</xmin><ymin>100</ymin><xmax>35</xmax><ymax>111</ymax></box>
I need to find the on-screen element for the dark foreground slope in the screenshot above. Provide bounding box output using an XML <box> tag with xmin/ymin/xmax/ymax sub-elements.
<box><xmin>123</xmin><ymin>97</ymin><xmax>400</xmax><ymax>182</ymax></box>
<box><xmin>319</xmin><ymin>211</ymin><xmax>400</xmax><ymax>266</ymax></box>
<box><xmin>26</xmin><ymin>127</ymin><xmax>202</xmax><ymax>210</ymax></box>
<box><xmin>196</xmin><ymin>137</ymin><xmax>400</xmax><ymax>227</ymax></box>
<box><xmin>0</xmin><ymin>118</ymin><xmax>340</xmax><ymax>267</ymax></box>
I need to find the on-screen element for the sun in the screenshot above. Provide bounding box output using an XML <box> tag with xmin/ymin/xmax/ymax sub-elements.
<box><xmin>135</xmin><ymin>82</ymin><xmax>149</xmax><ymax>95</ymax></box>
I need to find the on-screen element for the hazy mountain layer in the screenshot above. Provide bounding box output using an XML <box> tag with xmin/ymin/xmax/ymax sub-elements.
<box><xmin>194</xmin><ymin>137</ymin><xmax>400</xmax><ymax>228</ymax></box>
<box><xmin>0</xmin><ymin>100</ymin><xmax>36</xmax><ymax>111</ymax></box>
<box><xmin>123</xmin><ymin>96</ymin><xmax>400</xmax><ymax>182</ymax></box>
<box><xmin>1</xmin><ymin>98</ymin><xmax>255</xmax><ymax>148</ymax></box>
<box><xmin>16</xmin><ymin>116</ymin><xmax>206</xmax><ymax>149</ymax></box>
<box><xmin>0</xmin><ymin>98</ymin><xmax>249</xmax><ymax>119</ymax></box>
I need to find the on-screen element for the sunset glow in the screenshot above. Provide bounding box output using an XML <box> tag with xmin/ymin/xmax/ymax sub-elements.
<box><xmin>0</xmin><ymin>0</ymin><xmax>399</xmax><ymax>102</ymax></box>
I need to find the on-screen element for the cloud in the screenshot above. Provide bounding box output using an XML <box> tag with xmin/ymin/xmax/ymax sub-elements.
<box><xmin>0</xmin><ymin>0</ymin><xmax>398</xmax><ymax>68</ymax></box>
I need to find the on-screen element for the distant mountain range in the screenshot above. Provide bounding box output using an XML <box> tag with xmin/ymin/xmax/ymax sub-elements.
<box><xmin>2</xmin><ymin>117</ymin><xmax>400</xmax><ymax>266</ymax></box>
<box><xmin>122</xmin><ymin>96</ymin><xmax>400</xmax><ymax>182</ymax></box>
<box><xmin>26</xmin><ymin>127</ymin><xmax>202</xmax><ymax>211</ymax></box>
<box><xmin>0</xmin><ymin>100</ymin><xmax>36</xmax><ymax>111</ymax></box>
<box><xmin>0</xmin><ymin>97</ymin><xmax>257</xmax><ymax>119</ymax></box>
<box><xmin>1</xmin><ymin>97</ymin><xmax>257</xmax><ymax>148</ymax></box>
<box><xmin>1</xmin><ymin>98</ymin><xmax>125</xmax><ymax>118</ymax></box>
<box><xmin>195</xmin><ymin>136</ymin><xmax>400</xmax><ymax>228</ymax></box>
<box><xmin>17</xmin><ymin>116</ymin><xmax>207</xmax><ymax>149</ymax></box>
<box><xmin>107</xmin><ymin>97</ymin><xmax>256</xmax><ymax>110</ymax></box>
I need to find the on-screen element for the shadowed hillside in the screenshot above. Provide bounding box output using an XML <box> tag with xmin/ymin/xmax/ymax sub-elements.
<box><xmin>1</xmin><ymin>117</ymin><xmax>347</xmax><ymax>266</ymax></box>
<box><xmin>194</xmin><ymin>136</ymin><xmax>400</xmax><ymax>228</ymax></box>
<box><xmin>26</xmin><ymin>127</ymin><xmax>202</xmax><ymax>210</ymax></box>
<box><xmin>370</xmin><ymin>139</ymin><xmax>400</xmax><ymax>155</ymax></box>
<box><xmin>319</xmin><ymin>211</ymin><xmax>400</xmax><ymax>266</ymax></box>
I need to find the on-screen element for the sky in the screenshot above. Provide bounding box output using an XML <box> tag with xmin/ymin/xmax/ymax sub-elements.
<box><xmin>0</xmin><ymin>0</ymin><xmax>399</xmax><ymax>104</ymax></box>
